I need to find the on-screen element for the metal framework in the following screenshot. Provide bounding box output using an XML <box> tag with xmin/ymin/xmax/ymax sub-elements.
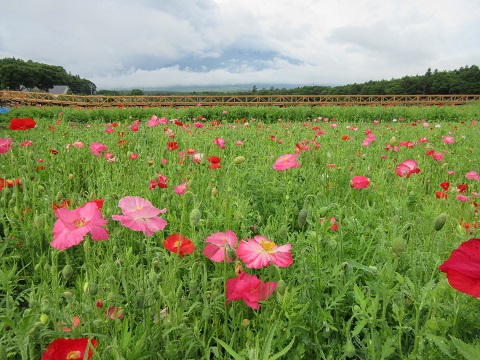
<box><xmin>1</xmin><ymin>90</ymin><xmax>479</xmax><ymax>108</ymax></box>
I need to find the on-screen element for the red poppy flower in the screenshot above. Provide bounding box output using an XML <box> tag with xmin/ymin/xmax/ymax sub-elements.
<box><xmin>439</xmin><ymin>238</ymin><xmax>480</xmax><ymax>297</ymax></box>
<box><xmin>6</xmin><ymin>178</ymin><xmax>21</xmax><ymax>187</ymax></box>
<box><xmin>207</xmin><ymin>156</ymin><xmax>221</xmax><ymax>169</ymax></box>
<box><xmin>174</xmin><ymin>120</ymin><xmax>184</xmax><ymax>126</ymax></box>
<box><xmin>52</xmin><ymin>199</ymin><xmax>71</xmax><ymax>212</ymax></box>
<box><xmin>440</xmin><ymin>182</ymin><xmax>450</xmax><ymax>191</ymax></box>
<box><xmin>9</xmin><ymin>117</ymin><xmax>37</xmax><ymax>130</ymax></box>
<box><xmin>163</xmin><ymin>233</ymin><xmax>195</xmax><ymax>257</ymax></box>
<box><xmin>167</xmin><ymin>142</ymin><xmax>179</xmax><ymax>151</ymax></box>
<box><xmin>457</xmin><ymin>184</ymin><xmax>468</xmax><ymax>193</ymax></box>
<box><xmin>41</xmin><ymin>338</ymin><xmax>97</xmax><ymax>360</ymax></box>
<box><xmin>49</xmin><ymin>149</ymin><xmax>58</xmax><ymax>155</ymax></box>
<box><xmin>341</xmin><ymin>135</ymin><xmax>350</xmax><ymax>141</ymax></box>
<box><xmin>0</xmin><ymin>178</ymin><xmax>4</xmax><ymax>190</ymax></box>
<box><xmin>436</xmin><ymin>191</ymin><xmax>448</xmax><ymax>199</ymax></box>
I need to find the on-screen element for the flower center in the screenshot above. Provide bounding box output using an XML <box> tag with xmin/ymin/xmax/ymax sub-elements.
<box><xmin>260</xmin><ymin>240</ymin><xmax>275</xmax><ymax>252</ymax></box>
<box><xmin>66</xmin><ymin>351</ymin><xmax>82</xmax><ymax>359</ymax></box>
<box><xmin>174</xmin><ymin>240</ymin><xmax>182</xmax><ymax>248</ymax></box>
<box><xmin>73</xmin><ymin>218</ymin><xmax>86</xmax><ymax>227</ymax></box>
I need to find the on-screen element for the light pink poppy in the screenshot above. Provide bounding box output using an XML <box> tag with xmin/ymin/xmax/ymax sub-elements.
<box><xmin>73</xmin><ymin>141</ymin><xmax>84</xmax><ymax>148</ymax></box>
<box><xmin>90</xmin><ymin>142</ymin><xmax>107</xmax><ymax>157</ymax></box>
<box><xmin>112</xmin><ymin>196</ymin><xmax>167</xmax><ymax>236</ymax></box>
<box><xmin>148</xmin><ymin>115</ymin><xmax>159</xmax><ymax>127</ymax></box>
<box><xmin>236</xmin><ymin>235</ymin><xmax>293</xmax><ymax>269</ymax></box>
<box><xmin>432</xmin><ymin>153</ymin><xmax>444</xmax><ymax>162</ymax></box>
<box><xmin>395</xmin><ymin>160</ymin><xmax>421</xmax><ymax>178</ymax></box>
<box><xmin>174</xmin><ymin>182</ymin><xmax>188</xmax><ymax>195</ymax></box>
<box><xmin>203</xmin><ymin>230</ymin><xmax>238</xmax><ymax>262</ymax></box>
<box><xmin>226</xmin><ymin>272</ymin><xmax>277</xmax><ymax>310</ymax></box>
<box><xmin>20</xmin><ymin>140</ymin><xmax>33</xmax><ymax>147</ymax></box>
<box><xmin>466</xmin><ymin>171</ymin><xmax>480</xmax><ymax>180</ymax></box>
<box><xmin>443</xmin><ymin>136</ymin><xmax>455</xmax><ymax>144</ymax></box>
<box><xmin>351</xmin><ymin>176</ymin><xmax>370</xmax><ymax>189</ymax></box>
<box><xmin>52</xmin><ymin>201</ymin><xmax>109</xmax><ymax>250</ymax></box>
<box><xmin>0</xmin><ymin>138</ymin><xmax>13</xmax><ymax>154</ymax></box>
<box><xmin>272</xmin><ymin>154</ymin><xmax>300</xmax><ymax>171</ymax></box>
<box><xmin>457</xmin><ymin>194</ymin><xmax>470</xmax><ymax>202</ymax></box>
<box><xmin>235</xmin><ymin>141</ymin><xmax>244</xmax><ymax>146</ymax></box>
<box><xmin>213</xmin><ymin>137</ymin><xmax>226</xmax><ymax>149</ymax></box>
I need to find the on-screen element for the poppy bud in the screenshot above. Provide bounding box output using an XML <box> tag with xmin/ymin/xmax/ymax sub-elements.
<box><xmin>276</xmin><ymin>279</ymin><xmax>286</xmax><ymax>295</ymax></box>
<box><xmin>235</xmin><ymin>260</ymin><xmax>243</xmax><ymax>276</ymax></box>
<box><xmin>68</xmin><ymin>173</ymin><xmax>74</xmax><ymax>181</ymax></box>
<box><xmin>391</xmin><ymin>238</ymin><xmax>405</xmax><ymax>258</ymax></box>
<box><xmin>34</xmin><ymin>215</ymin><xmax>42</xmax><ymax>229</ymax></box>
<box><xmin>455</xmin><ymin>224</ymin><xmax>466</xmax><ymax>236</ymax></box>
<box><xmin>298</xmin><ymin>208</ymin><xmax>308</xmax><ymax>228</ymax></box>
<box><xmin>234</xmin><ymin>156</ymin><xmax>245</xmax><ymax>164</ymax></box>
<box><xmin>62</xmin><ymin>264</ymin><xmax>74</xmax><ymax>280</ymax></box>
<box><xmin>227</xmin><ymin>247</ymin><xmax>237</xmax><ymax>261</ymax></box>
<box><xmin>389</xmin><ymin>136</ymin><xmax>396</xmax><ymax>145</ymax></box>
<box><xmin>84</xmin><ymin>282</ymin><xmax>98</xmax><ymax>296</ymax></box>
<box><xmin>344</xmin><ymin>340</ymin><xmax>356</xmax><ymax>357</ymax></box>
<box><xmin>40</xmin><ymin>313</ymin><xmax>49</xmax><ymax>325</ymax></box>
<box><xmin>434</xmin><ymin>213</ymin><xmax>447</xmax><ymax>231</ymax></box>
<box><xmin>318</xmin><ymin>206</ymin><xmax>328</xmax><ymax>217</ymax></box>
<box><xmin>55</xmin><ymin>191</ymin><xmax>64</xmax><ymax>202</ymax></box>
<box><xmin>242</xmin><ymin>319</ymin><xmax>250</xmax><ymax>327</ymax></box>
<box><xmin>148</xmin><ymin>158</ymin><xmax>154</xmax><ymax>166</ymax></box>
<box><xmin>38</xmin><ymin>185</ymin><xmax>45</xmax><ymax>192</ymax></box>
<box><xmin>276</xmin><ymin>224</ymin><xmax>288</xmax><ymax>240</ymax></box>
<box><xmin>211</xmin><ymin>188</ymin><xmax>218</xmax><ymax>197</ymax></box>
<box><xmin>189</xmin><ymin>208</ymin><xmax>202</xmax><ymax>227</ymax></box>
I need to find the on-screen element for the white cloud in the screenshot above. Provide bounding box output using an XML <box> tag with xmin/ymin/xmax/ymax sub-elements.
<box><xmin>0</xmin><ymin>0</ymin><xmax>479</xmax><ymax>89</ymax></box>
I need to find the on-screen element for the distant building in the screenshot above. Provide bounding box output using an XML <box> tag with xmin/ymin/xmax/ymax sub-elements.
<box><xmin>48</xmin><ymin>85</ymin><xmax>69</xmax><ymax>94</ymax></box>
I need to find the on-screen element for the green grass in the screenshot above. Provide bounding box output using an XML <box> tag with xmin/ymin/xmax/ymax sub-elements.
<box><xmin>1</xmin><ymin>104</ymin><xmax>480</xmax><ymax>359</ymax></box>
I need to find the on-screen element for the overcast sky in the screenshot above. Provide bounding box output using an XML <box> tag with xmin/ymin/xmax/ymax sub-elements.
<box><xmin>1</xmin><ymin>0</ymin><xmax>479</xmax><ymax>90</ymax></box>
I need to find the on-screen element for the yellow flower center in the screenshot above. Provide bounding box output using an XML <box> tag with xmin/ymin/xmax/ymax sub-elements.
<box><xmin>260</xmin><ymin>240</ymin><xmax>275</xmax><ymax>252</ymax></box>
<box><xmin>174</xmin><ymin>240</ymin><xmax>182</xmax><ymax>247</ymax></box>
<box><xmin>73</xmin><ymin>218</ymin><xmax>86</xmax><ymax>227</ymax></box>
<box><xmin>66</xmin><ymin>350</ymin><xmax>82</xmax><ymax>359</ymax></box>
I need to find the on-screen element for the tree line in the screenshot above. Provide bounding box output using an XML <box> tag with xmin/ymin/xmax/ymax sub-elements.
<box><xmin>0</xmin><ymin>58</ymin><xmax>96</xmax><ymax>95</ymax></box>
<box><xmin>1</xmin><ymin>57</ymin><xmax>479</xmax><ymax>96</ymax></box>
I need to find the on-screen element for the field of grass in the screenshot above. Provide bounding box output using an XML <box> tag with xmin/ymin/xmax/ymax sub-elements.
<box><xmin>1</xmin><ymin>104</ymin><xmax>480</xmax><ymax>359</ymax></box>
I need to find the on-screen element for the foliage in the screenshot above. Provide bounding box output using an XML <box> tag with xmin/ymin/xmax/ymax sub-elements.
<box><xmin>0</xmin><ymin>58</ymin><xmax>96</xmax><ymax>94</ymax></box>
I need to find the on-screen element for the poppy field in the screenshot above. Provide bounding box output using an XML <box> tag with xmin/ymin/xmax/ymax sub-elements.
<box><xmin>1</xmin><ymin>104</ymin><xmax>480</xmax><ymax>359</ymax></box>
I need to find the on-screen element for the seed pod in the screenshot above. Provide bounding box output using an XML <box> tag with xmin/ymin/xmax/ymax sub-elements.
<box><xmin>434</xmin><ymin>213</ymin><xmax>447</xmax><ymax>231</ymax></box>
<box><xmin>298</xmin><ymin>208</ymin><xmax>308</xmax><ymax>228</ymax></box>
<box><xmin>84</xmin><ymin>282</ymin><xmax>98</xmax><ymax>296</ymax></box>
<box><xmin>62</xmin><ymin>264</ymin><xmax>74</xmax><ymax>280</ymax></box>
<box><xmin>189</xmin><ymin>208</ymin><xmax>202</xmax><ymax>227</ymax></box>
<box><xmin>40</xmin><ymin>313</ymin><xmax>49</xmax><ymax>325</ymax></box>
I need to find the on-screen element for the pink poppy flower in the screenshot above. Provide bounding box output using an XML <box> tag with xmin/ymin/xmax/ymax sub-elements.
<box><xmin>52</xmin><ymin>201</ymin><xmax>109</xmax><ymax>250</ymax></box>
<box><xmin>89</xmin><ymin>142</ymin><xmax>107</xmax><ymax>157</ymax></box>
<box><xmin>226</xmin><ymin>272</ymin><xmax>277</xmax><ymax>310</ymax></box>
<box><xmin>236</xmin><ymin>235</ymin><xmax>293</xmax><ymax>269</ymax></box>
<box><xmin>213</xmin><ymin>137</ymin><xmax>226</xmax><ymax>149</ymax></box>
<box><xmin>193</xmin><ymin>122</ymin><xmax>204</xmax><ymax>128</ymax></box>
<box><xmin>112</xmin><ymin>196</ymin><xmax>167</xmax><ymax>236</ymax></box>
<box><xmin>439</xmin><ymin>238</ymin><xmax>480</xmax><ymax>297</ymax></box>
<box><xmin>0</xmin><ymin>138</ymin><xmax>13</xmax><ymax>154</ymax></box>
<box><xmin>466</xmin><ymin>171</ymin><xmax>480</xmax><ymax>180</ymax></box>
<box><xmin>432</xmin><ymin>153</ymin><xmax>444</xmax><ymax>162</ymax></box>
<box><xmin>235</xmin><ymin>141</ymin><xmax>244</xmax><ymax>146</ymax></box>
<box><xmin>272</xmin><ymin>154</ymin><xmax>300</xmax><ymax>171</ymax></box>
<box><xmin>20</xmin><ymin>140</ymin><xmax>33</xmax><ymax>147</ymax></box>
<box><xmin>73</xmin><ymin>141</ymin><xmax>84</xmax><ymax>148</ymax></box>
<box><xmin>351</xmin><ymin>176</ymin><xmax>370</xmax><ymax>189</ymax></box>
<box><xmin>457</xmin><ymin>194</ymin><xmax>470</xmax><ymax>202</ymax></box>
<box><xmin>130</xmin><ymin>153</ymin><xmax>138</xmax><ymax>160</ymax></box>
<box><xmin>395</xmin><ymin>160</ymin><xmax>421</xmax><ymax>178</ymax></box>
<box><xmin>148</xmin><ymin>115</ymin><xmax>159</xmax><ymax>127</ymax></box>
<box><xmin>443</xmin><ymin>136</ymin><xmax>454</xmax><ymax>144</ymax></box>
<box><xmin>174</xmin><ymin>182</ymin><xmax>188</xmax><ymax>195</ymax></box>
<box><xmin>203</xmin><ymin>230</ymin><xmax>238</xmax><ymax>262</ymax></box>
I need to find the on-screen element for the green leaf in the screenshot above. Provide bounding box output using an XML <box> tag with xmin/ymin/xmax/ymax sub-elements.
<box><xmin>214</xmin><ymin>337</ymin><xmax>245</xmax><ymax>360</ymax></box>
<box><xmin>451</xmin><ymin>336</ymin><xmax>480</xmax><ymax>360</ymax></box>
<box><xmin>268</xmin><ymin>337</ymin><xmax>296</xmax><ymax>360</ymax></box>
